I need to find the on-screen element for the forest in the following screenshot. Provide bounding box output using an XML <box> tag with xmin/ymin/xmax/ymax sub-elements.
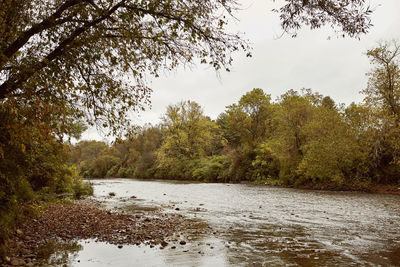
<box><xmin>70</xmin><ymin>41</ymin><xmax>400</xmax><ymax>189</ymax></box>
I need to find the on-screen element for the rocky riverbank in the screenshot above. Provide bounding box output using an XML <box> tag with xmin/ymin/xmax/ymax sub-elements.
<box><xmin>1</xmin><ymin>200</ymin><xmax>201</xmax><ymax>266</ymax></box>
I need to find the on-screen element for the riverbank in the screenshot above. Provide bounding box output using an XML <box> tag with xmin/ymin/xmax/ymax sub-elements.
<box><xmin>3</xmin><ymin>178</ymin><xmax>399</xmax><ymax>266</ymax></box>
<box><xmin>1</xmin><ymin>200</ymin><xmax>199</xmax><ymax>266</ymax></box>
<box><xmin>87</xmin><ymin>177</ymin><xmax>400</xmax><ymax>195</ymax></box>
<box><xmin>285</xmin><ymin>183</ymin><xmax>400</xmax><ymax>195</ymax></box>
<box><xmin>208</xmin><ymin>179</ymin><xmax>400</xmax><ymax>195</ymax></box>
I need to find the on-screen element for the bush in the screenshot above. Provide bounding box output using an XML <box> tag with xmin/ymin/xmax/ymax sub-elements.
<box><xmin>67</xmin><ymin>166</ymin><xmax>93</xmax><ymax>198</ymax></box>
<box><xmin>192</xmin><ymin>155</ymin><xmax>231</xmax><ymax>182</ymax></box>
<box><xmin>252</xmin><ymin>143</ymin><xmax>280</xmax><ymax>182</ymax></box>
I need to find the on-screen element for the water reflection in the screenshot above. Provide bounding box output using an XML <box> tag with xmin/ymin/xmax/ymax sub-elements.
<box><xmin>49</xmin><ymin>178</ymin><xmax>400</xmax><ymax>266</ymax></box>
<box><xmin>36</xmin><ymin>241</ymin><xmax>82</xmax><ymax>266</ymax></box>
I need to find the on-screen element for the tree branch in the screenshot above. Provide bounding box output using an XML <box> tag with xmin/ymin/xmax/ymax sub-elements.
<box><xmin>0</xmin><ymin>0</ymin><xmax>84</xmax><ymax>69</ymax></box>
<box><xmin>0</xmin><ymin>0</ymin><xmax>125</xmax><ymax>99</ymax></box>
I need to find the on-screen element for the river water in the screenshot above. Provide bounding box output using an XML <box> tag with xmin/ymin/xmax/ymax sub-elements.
<box><xmin>51</xmin><ymin>179</ymin><xmax>400</xmax><ymax>266</ymax></box>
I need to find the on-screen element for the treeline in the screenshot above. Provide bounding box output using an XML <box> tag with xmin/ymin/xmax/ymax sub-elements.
<box><xmin>70</xmin><ymin>42</ymin><xmax>400</xmax><ymax>187</ymax></box>
<box><xmin>70</xmin><ymin>87</ymin><xmax>400</xmax><ymax>187</ymax></box>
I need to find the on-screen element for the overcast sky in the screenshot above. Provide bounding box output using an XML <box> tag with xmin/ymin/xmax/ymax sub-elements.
<box><xmin>81</xmin><ymin>0</ymin><xmax>400</xmax><ymax>141</ymax></box>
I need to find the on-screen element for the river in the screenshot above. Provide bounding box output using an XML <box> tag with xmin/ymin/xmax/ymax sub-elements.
<box><xmin>48</xmin><ymin>178</ymin><xmax>400</xmax><ymax>266</ymax></box>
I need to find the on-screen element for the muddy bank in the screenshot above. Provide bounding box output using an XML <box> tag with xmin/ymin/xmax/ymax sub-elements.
<box><xmin>2</xmin><ymin>200</ymin><xmax>202</xmax><ymax>266</ymax></box>
<box><xmin>248</xmin><ymin>180</ymin><xmax>400</xmax><ymax>195</ymax></box>
<box><xmin>293</xmin><ymin>183</ymin><xmax>400</xmax><ymax>195</ymax></box>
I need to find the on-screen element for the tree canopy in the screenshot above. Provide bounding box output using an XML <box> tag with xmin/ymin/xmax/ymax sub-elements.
<box><xmin>363</xmin><ymin>40</ymin><xmax>400</xmax><ymax>120</ymax></box>
<box><xmin>0</xmin><ymin>0</ymin><xmax>251</xmax><ymax>136</ymax></box>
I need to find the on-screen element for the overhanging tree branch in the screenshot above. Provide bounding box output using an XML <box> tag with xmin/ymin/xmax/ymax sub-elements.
<box><xmin>0</xmin><ymin>0</ymin><xmax>125</xmax><ymax>99</ymax></box>
<box><xmin>0</xmin><ymin>0</ymin><xmax>84</xmax><ymax>69</ymax></box>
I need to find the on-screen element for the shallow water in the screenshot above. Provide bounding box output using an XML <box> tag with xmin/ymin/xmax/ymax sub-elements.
<box><xmin>49</xmin><ymin>178</ymin><xmax>400</xmax><ymax>266</ymax></box>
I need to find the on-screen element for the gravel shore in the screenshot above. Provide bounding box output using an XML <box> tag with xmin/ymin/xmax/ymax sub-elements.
<box><xmin>2</xmin><ymin>200</ymin><xmax>196</xmax><ymax>266</ymax></box>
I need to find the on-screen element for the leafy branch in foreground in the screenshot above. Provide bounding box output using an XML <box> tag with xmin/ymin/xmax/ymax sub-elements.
<box><xmin>0</xmin><ymin>0</ymin><xmax>250</xmax><ymax>136</ymax></box>
<box><xmin>275</xmin><ymin>0</ymin><xmax>373</xmax><ymax>38</ymax></box>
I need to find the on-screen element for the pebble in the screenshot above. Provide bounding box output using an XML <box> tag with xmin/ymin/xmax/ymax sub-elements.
<box><xmin>4</xmin><ymin>201</ymin><xmax>204</xmax><ymax>265</ymax></box>
<box><xmin>10</xmin><ymin>258</ymin><xmax>25</xmax><ymax>266</ymax></box>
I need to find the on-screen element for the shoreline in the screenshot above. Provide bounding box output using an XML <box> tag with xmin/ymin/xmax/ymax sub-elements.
<box><xmin>269</xmin><ymin>183</ymin><xmax>400</xmax><ymax>195</ymax></box>
<box><xmin>246</xmin><ymin>181</ymin><xmax>400</xmax><ymax>195</ymax></box>
<box><xmin>88</xmin><ymin>177</ymin><xmax>400</xmax><ymax>195</ymax></box>
<box><xmin>2</xmin><ymin>179</ymin><xmax>399</xmax><ymax>266</ymax></box>
<box><xmin>1</xmin><ymin>199</ymin><xmax>203</xmax><ymax>266</ymax></box>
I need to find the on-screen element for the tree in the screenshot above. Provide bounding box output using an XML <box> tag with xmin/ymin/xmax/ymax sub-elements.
<box><xmin>70</xmin><ymin>140</ymin><xmax>108</xmax><ymax>164</ymax></box>
<box><xmin>225</xmin><ymin>88</ymin><xmax>273</xmax><ymax>149</ymax></box>
<box><xmin>297</xmin><ymin>104</ymin><xmax>363</xmax><ymax>185</ymax></box>
<box><xmin>115</xmin><ymin>125</ymin><xmax>162</xmax><ymax>178</ymax></box>
<box><xmin>268</xmin><ymin>90</ymin><xmax>316</xmax><ymax>183</ymax></box>
<box><xmin>344</xmin><ymin>103</ymin><xmax>383</xmax><ymax>182</ymax></box>
<box><xmin>159</xmin><ymin>100</ymin><xmax>220</xmax><ymax>160</ymax></box>
<box><xmin>358</xmin><ymin>40</ymin><xmax>400</xmax><ymax>183</ymax></box>
<box><xmin>218</xmin><ymin>88</ymin><xmax>273</xmax><ymax>180</ymax></box>
<box><xmin>363</xmin><ymin>40</ymin><xmax>400</xmax><ymax>121</ymax></box>
<box><xmin>157</xmin><ymin>100</ymin><xmax>223</xmax><ymax>178</ymax></box>
<box><xmin>219</xmin><ymin>88</ymin><xmax>272</xmax><ymax>150</ymax></box>
<box><xmin>70</xmin><ymin>140</ymin><xmax>122</xmax><ymax>177</ymax></box>
<box><xmin>321</xmin><ymin>96</ymin><xmax>336</xmax><ymax>109</ymax></box>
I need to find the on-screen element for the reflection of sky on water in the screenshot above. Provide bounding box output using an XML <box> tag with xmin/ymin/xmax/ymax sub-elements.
<box><xmin>46</xmin><ymin>179</ymin><xmax>400</xmax><ymax>266</ymax></box>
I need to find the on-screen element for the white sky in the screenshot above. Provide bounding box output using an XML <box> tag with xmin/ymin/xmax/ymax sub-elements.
<box><xmin>81</xmin><ymin>0</ymin><xmax>400</xmax><ymax>141</ymax></box>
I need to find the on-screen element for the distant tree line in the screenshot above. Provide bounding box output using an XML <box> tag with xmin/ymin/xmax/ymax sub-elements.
<box><xmin>70</xmin><ymin>41</ymin><xmax>400</xmax><ymax>188</ymax></box>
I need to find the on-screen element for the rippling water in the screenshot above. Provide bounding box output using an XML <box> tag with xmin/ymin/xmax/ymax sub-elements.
<box><xmin>54</xmin><ymin>178</ymin><xmax>400</xmax><ymax>266</ymax></box>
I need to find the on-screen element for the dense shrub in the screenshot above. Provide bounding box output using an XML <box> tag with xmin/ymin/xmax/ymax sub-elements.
<box><xmin>0</xmin><ymin>105</ymin><xmax>92</xmax><ymax>259</ymax></box>
<box><xmin>192</xmin><ymin>155</ymin><xmax>231</xmax><ymax>182</ymax></box>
